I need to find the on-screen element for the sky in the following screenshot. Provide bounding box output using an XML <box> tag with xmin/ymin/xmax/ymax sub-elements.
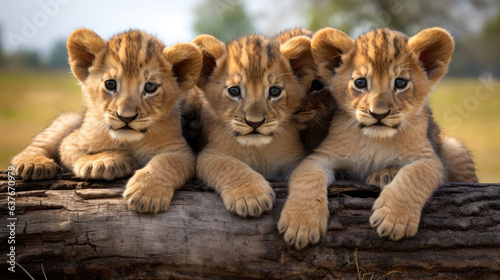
<box><xmin>0</xmin><ymin>0</ymin><xmax>304</xmax><ymax>58</ymax></box>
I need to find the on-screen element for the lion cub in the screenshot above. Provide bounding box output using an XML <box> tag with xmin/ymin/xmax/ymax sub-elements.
<box><xmin>12</xmin><ymin>29</ymin><xmax>202</xmax><ymax>214</ymax></box>
<box><xmin>275</xmin><ymin>28</ymin><xmax>336</xmax><ymax>152</ymax></box>
<box><xmin>278</xmin><ymin>27</ymin><xmax>478</xmax><ymax>249</ymax></box>
<box><xmin>192</xmin><ymin>34</ymin><xmax>314</xmax><ymax>217</ymax></box>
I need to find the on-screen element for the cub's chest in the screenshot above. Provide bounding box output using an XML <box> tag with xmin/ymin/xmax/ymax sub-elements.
<box><xmin>228</xmin><ymin>137</ymin><xmax>305</xmax><ymax>179</ymax></box>
<box><xmin>334</xmin><ymin>137</ymin><xmax>409</xmax><ymax>180</ymax></box>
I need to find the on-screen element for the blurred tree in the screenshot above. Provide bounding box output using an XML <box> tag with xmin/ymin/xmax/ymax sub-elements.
<box><xmin>303</xmin><ymin>0</ymin><xmax>500</xmax><ymax>77</ymax></box>
<box><xmin>48</xmin><ymin>39</ymin><xmax>69</xmax><ymax>69</ymax></box>
<box><xmin>304</xmin><ymin>0</ymin><xmax>498</xmax><ymax>36</ymax></box>
<box><xmin>0</xmin><ymin>24</ymin><xmax>4</xmax><ymax>67</ymax></box>
<box><xmin>479</xmin><ymin>9</ymin><xmax>500</xmax><ymax>76</ymax></box>
<box><xmin>193</xmin><ymin>0</ymin><xmax>255</xmax><ymax>42</ymax></box>
<box><xmin>4</xmin><ymin>51</ymin><xmax>41</xmax><ymax>68</ymax></box>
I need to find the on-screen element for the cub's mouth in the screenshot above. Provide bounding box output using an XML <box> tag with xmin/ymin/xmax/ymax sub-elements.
<box><xmin>108</xmin><ymin>124</ymin><xmax>148</xmax><ymax>142</ymax></box>
<box><xmin>358</xmin><ymin>121</ymin><xmax>400</xmax><ymax>139</ymax></box>
<box><xmin>114</xmin><ymin>125</ymin><xmax>148</xmax><ymax>133</ymax></box>
<box><xmin>234</xmin><ymin>130</ymin><xmax>275</xmax><ymax>147</ymax></box>
<box><xmin>359</xmin><ymin>122</ymin><xmax>400</xmax><ymax>129</ymax></box>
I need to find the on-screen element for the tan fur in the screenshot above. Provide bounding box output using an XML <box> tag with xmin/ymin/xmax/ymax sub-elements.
<box><xmin>279</xmin><ymin>27</ymin><xmax>477</xmax><ymax>249</ymax></box>
<box><xmin>275</xmin><ymin>28</ymin><xmax>336</xmax><ymax>151</ymax></box>
<box><xmin>12</xmin><ymin>28</ymin><xmax>202</xmax><ymax>214</ymax></box>
<box><xmin>193</xmin><ymin>34</ymin><xmax>313</xmax><ymax>217</ymax></box>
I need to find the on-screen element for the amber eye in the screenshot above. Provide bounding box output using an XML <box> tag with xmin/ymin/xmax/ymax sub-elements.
<box><xmin>144</xmin><ymin>82</ymin><xmax>158</xmax><ymax>94</ymax></box>
<box><xmin>394</xmin><ymin>78</ymin><xmax>408</xmax><ymax>89</ymax></box>
<box><xmin>311</xmin><ymin>79</ymin><xmax>324</xmax><ymax>91</ymax></box>
<box><xmin>227</xmin><ymin>86</ymin><xmax>241</xmax><ymax>98</ymax></box>
<box><xmin>269</xmin><ymin>86</ymin><xmax>282</xmax><ymax>98</ymax></box>
<box><xmin>104</xmin><ymin>80</ymin><xmax>117</xmax><ymax>91</ymax></box>
<box><xmin>353</xmin><ymin>78</ymin><xmax>367</xmax><ymax>90</ymax></box>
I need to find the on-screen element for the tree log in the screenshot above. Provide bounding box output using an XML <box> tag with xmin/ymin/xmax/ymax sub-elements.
<box><xmin>1</xmin><ymin>171</ymin><xmax>499</xmax><ymax>279</ymax></box>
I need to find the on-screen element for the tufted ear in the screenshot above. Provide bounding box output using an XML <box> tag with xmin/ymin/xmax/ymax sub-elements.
<box><xmin>67</xmin><ymin>28</ymin><xmax>106</xmax><ymax>82</ymax></box>
<box><xmin>280</xmin><ymin>36</ymin><xmax>315</xmax><ymax>83</ymax></box>
<box><xmin>311</xmin><ymin>27</ymin><xmax>354</xmax><ymax>74</ymax></box>
<box><xmin>192</xmin><ymin>34</ymin><xmax>226</xmax><ymax>90</ymax></box>
<box><xmin>163</xmin><ymin>43</ymin><xmax>203</xmax><ymax>92</ymax></box>
<box><xmin>409</xmin><ymin>27</ymin><xmax>454</xmax><ymax>84</ymax></box>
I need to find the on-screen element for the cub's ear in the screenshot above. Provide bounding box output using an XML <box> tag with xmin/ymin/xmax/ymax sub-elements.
<box><xmin>311</xmin><ymin>27</ymin><xmax>354</xmax><ymax>74</ymax></box>
<box><xmin>409</xmin><ymin>27</ymin><xmax>454</xmax><ymax>84</ymax></box>
<box><xmin>280</xmin><ymin>36</ymin><xmax>315</xmax><ymax>83</ymax></box>
<box><xmin>67</xmin><ymin>28</ymin><xmax>106</xmax><ymax>82</ymax></box>
<box><xmin>192</xmin><ymin>34</ymin><xmax>226</xmax><ymax>89</ymax></box>
<box><xmin>163</xmin><ymin>43</ymin><xmax>203</xmax><ymax>92</ymax></box>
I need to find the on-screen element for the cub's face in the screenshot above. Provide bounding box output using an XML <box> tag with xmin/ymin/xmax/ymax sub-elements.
<box><xmin>193</xmin><ymin>35</ymin><xmax>314</xmax><ymax>147</ymax></box>
<box><xmin>312</xmin><ymin>28</ymin><xmax>454</xmax><ymax>139</ymax></box>
<box><xmin>275</xmin><ymin>28</ymin><xmax>335</xmax><ymax>129</ymax></box>
<box><xmin>67</xmin><ymin>29</ymin><xmax>201</xmax><ymax>142</ymax></box>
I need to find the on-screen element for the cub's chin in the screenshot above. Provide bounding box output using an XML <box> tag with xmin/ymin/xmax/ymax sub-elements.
<box><xmin>236</xmin><ymin>133</ymin><xmax>273</xmax><ymax>147</ymax></box>
<box><xmin>361</xmin><ymin>125</ymin><xmax>398</xmax><ymax>139</ymax></box>
<box><xmin>109</xmin><ymin>128</ymin><xmax>145</xmax><ymax>142</ymax></box>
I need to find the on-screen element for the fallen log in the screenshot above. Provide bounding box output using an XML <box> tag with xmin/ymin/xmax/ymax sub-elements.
<box><xmin>1</xmin><ymin>171</ymin><xmax>499</xmax><ymax>279</ymax></box>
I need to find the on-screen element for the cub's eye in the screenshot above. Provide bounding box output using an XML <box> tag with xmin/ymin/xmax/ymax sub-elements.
<box><xmin>227</xmin><ymin>86</ymin><xmax>241</xmax><ymax>98</ymax></box>
<box><xmin>104</xmin><ymin>80</ymin><xmax>117</xmax><ymax>91</ymax></box>
<box><xmin>144</xmin><ymin>82</ymin><xmax>158</xmax><ymax>94</ymax></box>
<box><xmin>394</xmin><ymin>78</ymin><xmax>408</xmax><ymax>90</ymax></box>
<box><xmin>269</xmin><ymin>86</ymin><xmax>282</xmax><ymax>98</ymax></box>
<box><xmin>311</xmin><ymin>79</ymin><xmax>325</xmax><ymax>91</ymax></box>
<box><xmin>353</xmin><ymin>78</ymin><xmax>367</xmax><ymax>90</ymax></box>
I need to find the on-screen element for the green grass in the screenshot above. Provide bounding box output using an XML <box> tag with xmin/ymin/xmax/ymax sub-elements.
<box><xmin>0</xmin><ymin>70</ymin><xmax>83</xmax><ymax>168</ymax></box>
<box><xmin>0</xmin><ymin>70</ymin><xmax>498</xmax><ymax>182</ymax></box>
<box><xmin>431</xmin><ymin>77</ymin><xmax>500</xmax><ymax>183</ymax></box>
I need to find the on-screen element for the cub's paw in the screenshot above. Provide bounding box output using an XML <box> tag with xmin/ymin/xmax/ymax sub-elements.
<box><xmin>123</xmin><ymin>169</ymin><xmax>173</xmax><ymax>214</ymax></box>
<box><xmin>278</xmin><ymin>196</ymin><xmax>329</xmax><ymax>250</ymax></box>
<box><xmin>370</xmin><ymin>187</ymin><xmax>421</xmax><ymax>240</ymax></box>
<box><xmin>220</xmin><ymin>180</ymin><xmax>275</xmax><ymax>217</ymax></box>
<box><xmin>73</xmin><ymin>153</ymin><xmax>136</xmax><ymax>180</ymax></box>
<box><xmin>14</xmin><ymin>155</ymin><xmax>60</xmax><ymax>181</ymax></box>
<box><xmin>366</xmin><ymin>167</ymin><xmax>399</xmax><ymax>189</ymax></box>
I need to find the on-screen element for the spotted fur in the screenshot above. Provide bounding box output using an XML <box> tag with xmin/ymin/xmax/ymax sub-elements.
<box><xmin>12</xmin><ymin>29</ymin><xmax>202</xmax><ymax>214</ymax></box>
<box><xmin>279</xmin><ymin>27</ymin><xmax>478</xmax><ymax>249</ymax></box>
<box><xmin>193</xmin><ymin>34</ymin><xmax>313</xmax><ymax>217</ymax></box>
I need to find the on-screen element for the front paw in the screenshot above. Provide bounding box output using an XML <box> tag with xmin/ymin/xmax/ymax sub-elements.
<box><xmin>123</xmin><ymin>169</ymin><xmax>173</xmax><ymax>214</ymax></box>
<box><xmin>366</xmin><ymin>167</ymin><xmax>399</xmax><ymax>189</ymax></box>
<box><xmin>221</xmin><ymin>180</ymin><xmax>275</xmax><ymax>217</ymax></box>
<box><xmin>370</xmin><ymin>187</ymin><xmax>420</xmax><ymax>240</ymax></box>
<box><xmin>278</xmin><ymin>196</ymin><xmax>329</xmax><ymax>250</ymax></box>
<box><xmin>73</xmin><ymin>153</ymin><xmax>136</xmax><ymax>180</ymax></box>
<box><xmin>14</xmin><ymin>155</ymin><xmax>60</xmax><ymax>181</ymax></box>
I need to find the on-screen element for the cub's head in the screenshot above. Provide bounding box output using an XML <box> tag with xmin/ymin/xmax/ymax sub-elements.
<box><xmin>67</xmin><ymin>28</ymin><xmax>202</xmax><ymax>142</ymax></box>
<box><xmin>275</xmin><ymin>28</ymin><xmax>335</xmax><ymax>129</ymax></box>
<box><xmin>193</xmin><ymin>34</ymin><xmax>313</xmax><ymax>147</ymax></box>
<box><xmin>312</xmin><ymin>27</ymin><xmax>454</xmax><ymax>138</ymax></box>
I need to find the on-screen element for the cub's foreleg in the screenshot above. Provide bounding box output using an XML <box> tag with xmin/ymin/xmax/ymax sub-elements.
<box><xmin>278</xmin><ymin>154</ymin><xmax>333</xmax><ymax>249</ymax></box>
<box><xmin>370</xmin><ymin>155</ymin><xmax>444</xmax><ymax>240</ymax></box>
<box><xmin>123</xmin><ymin>145</ymin><xmax>195</xmax><ymax>214</ymax></box>
<box><xmin>197</xmin><ymin>149</ymin><xmax>275</xmax><ymax>217</ymax></box>
<box><xmin>12</xmin><ymin>112</ymin><xmax>81</xmax><ymax>180</ymax></box>
<box><xmin>59</xmin><ymin>131</ymin><xmax>137</xmax><ymax>180</ymax></box>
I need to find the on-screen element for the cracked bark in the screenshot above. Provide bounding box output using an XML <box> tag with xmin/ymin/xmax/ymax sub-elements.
<box><xmin>1</xmin><ymin>172</ymin><xmax>499</xmax><ymax>279</ymax></box>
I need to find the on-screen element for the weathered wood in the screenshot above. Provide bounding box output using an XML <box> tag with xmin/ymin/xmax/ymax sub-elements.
<box><xmin>1</xmin><ymin>171</ymin><xmax>499</xmax><ymax>279</ymax></box>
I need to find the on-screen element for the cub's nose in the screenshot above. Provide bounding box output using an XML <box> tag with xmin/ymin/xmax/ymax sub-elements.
<box><xmin>245</xmin><ymin>118</ymin><xmax>265</xmax><ymax>129</ymax></box>
<box><xmin>117</xmin><ymin>113</ymin><xmax>138</xmax><ymax>123</ymax></box>
<box><xmin>369</xmin><ymin>110</ymin><xmax>391</xmax><ymax>121</ymax></box>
